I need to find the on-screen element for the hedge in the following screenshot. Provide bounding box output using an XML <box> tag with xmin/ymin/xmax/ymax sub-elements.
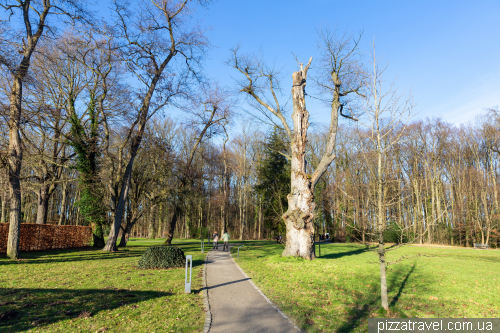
<box><xmin>0</xmin><ymin>223</ymin><xmax>92</xmax><ymax>253</ymax></box>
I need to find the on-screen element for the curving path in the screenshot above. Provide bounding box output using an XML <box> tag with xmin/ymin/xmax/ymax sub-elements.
<box><xmin>205</xmin><ymin>244</ymin><xmax>301</xmax><ymax>333</ymax></box>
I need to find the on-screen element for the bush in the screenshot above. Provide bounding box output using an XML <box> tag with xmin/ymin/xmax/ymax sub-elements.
<box><xmin>383</xmin><ymin>221</ymin><xmax>414</xmax><ymax>244</ymax></box>
<box><xmin>137</xmin><ymin>246</ymin><xmax>185</xmax><ymax>269</ymax></box>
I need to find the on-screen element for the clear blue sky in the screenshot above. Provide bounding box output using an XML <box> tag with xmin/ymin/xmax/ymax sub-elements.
<box><xmin>88</xmin><ymin>0</ymin><xmax>500</xmax><ymax>128</ymax></box>
<box><xmin>192</xmin><ymin>0</ymin><xmax>500</xmax><ymax>127</ymax></box>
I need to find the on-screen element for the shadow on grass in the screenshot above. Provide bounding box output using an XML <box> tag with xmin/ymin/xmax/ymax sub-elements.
<box><xmin>0</xmin><ymin>287</ymin><xmax>171</xmax><ymax>332</ymax></box>
<box><xmin>389</xmin><ymin>264</ymin><xmax>415</xmax><ymax>308</ymax></box>
<box><xmin>0</xmin><ymin>247</ymin><xmax>144</xmax><ymax>266</ymax></box>
<box><xmin>0</xmin><ymin>242</ymin><xmax>206</xmax><ymax>266</ymax></box>
<box><xmin>335</xmin><ymin>264</ymin><xmax>417</xmax><ymax>333</ymax></box>
<box><xmin>316</xmin><ymin>243</ymin><xmax>403</xmax><ymax>260</ymax></box>
<box><xmin>318</xmin><ymin>247</ymin><xmax>370</xmax><ymax>260</ymax></box>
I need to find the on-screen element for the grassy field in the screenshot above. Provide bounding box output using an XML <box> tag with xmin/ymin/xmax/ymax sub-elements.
<box><xmin>0</xmin><ymin>239</ymin><xmax>206</xmax><ymax>333</ymax></box>
<box><xmin>231</xmin><ymin>241</ymin><xmax>500</xmax><ymax>333</ymax></box>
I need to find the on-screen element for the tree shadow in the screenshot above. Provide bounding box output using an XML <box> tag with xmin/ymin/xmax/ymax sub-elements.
<box><xmin>206</xmin><ymin>278</ymin><xmax>251</xmax><ymax>290</ymax></box>
<box><xmin>335</xmin><ymin>283</ymin><xmax>380</xmax><ymax>333</ymax></box>
<box><xmin>389</xmin><ymin>264</ymin><xmax>416</xmax><ymax>308</ymax></box>
<box><xmin>318</xmin><ymin>247</ymin><xmax>370</xmax><ymax>260</ymax></box>
<box><xmin>0</xmin><ymin>247</ymin><xmax>144</xmax><ymax>266</ymax></box>
<box><xmin>0</xmin><ymin>287</ymin><xmax>172</xmax><ymax>332</ymax></box>
<box><xmin>335</xmin><ymin>264</ymin><xmax>419</xmax><ymax>333</ymax></box>
<box><xmin>0</xmin><ymin>243</ymin><xmax>206</xmax><ymax>266</ymax></box>
<box><xmin>192</xmin><ymin>259</ymin><xmax>204</xmax><ymax>268</ymax></box>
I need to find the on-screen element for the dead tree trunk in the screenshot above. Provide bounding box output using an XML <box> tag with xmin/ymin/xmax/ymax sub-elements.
<box><xmin>281</xmin><ymin>62</ymin><xmax>316</xmax><ymax>260</ymax></box>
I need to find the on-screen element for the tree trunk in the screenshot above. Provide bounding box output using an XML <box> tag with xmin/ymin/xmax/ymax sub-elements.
<box><xmin>6</xmin><ymin>78</ymin><xmax>23</xmax><ymax>260</ymax></box>
<box><xmin>281</xmin><ymin>64</ymin><xmax>315</xmax><ymax>260</ymax></box>
<box><xmin>239</xmin><ymin>179</ymin><xmax>243</xmax><ymax>240</ymax></box>
<box><xmin>58</xmin><ymin>183</ymin><xmax>68</xmax><ymax>225</ymax></box>
<box><xmin>258</xmin><ymin>196</ymin><xmax>262</xmax><ymax>240</ymax></box>
<box><xmin>165</xmin><ymin>204</ymin><xmax>182</xmax><ymax>245</ymax></box>
<box><xmin>118</xmin><ymin>207</ymin><xmax>134</xmax><ymax>248</ymax></box>
<box><xmin>36</xmin><ymin>185</ymin><xmax>50</xmax><ymax>225</ymax></box>
<box><xmin>103</xmin><ymin>154</ymin><xmax>136</xmax><ymax>252</ymax></box>
<box><xmin>378</xmin><ymin>231</ymin><xmax>389</xmax><ymax>310</ymax></box>
<box><xmin>1</xmin><ymin>193</ymin><xmax>7</xmax><ymax>224</ymax></box>
<box><xmin>429</xmin><ymin>175</ymin><xmax>437</xmax><ymax>244</ymax></box>
<box><xmin>243</xmin><ymin>183</ymin><xmax>247</xmax><ymax>240</ymax></box>
<box><xmin>148</xmin><ymin>205</ymin><xmax>156</xmax><ymax>239</ymax></box>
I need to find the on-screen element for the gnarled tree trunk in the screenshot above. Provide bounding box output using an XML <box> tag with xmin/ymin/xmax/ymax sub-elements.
<box><xmin>281</xmin><ymin>64</ymin><xmax>316</xmax><ymax>260</ymax></box>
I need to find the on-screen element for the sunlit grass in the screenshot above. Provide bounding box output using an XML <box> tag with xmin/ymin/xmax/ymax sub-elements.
<box><xmin>0</xmin><ymin>239</ymin><xmax>206</xmax><ymax>332</ymax></box>
<box><xmin>231</xmin><ymin>242</ymin><xmax>500</xmax><ymax>333</ymax></box>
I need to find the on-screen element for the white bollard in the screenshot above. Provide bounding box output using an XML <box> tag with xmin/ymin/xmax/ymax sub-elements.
<box><xmin>185</xmin><ymin>255</ymin><xmax>193</xmax><ymax>293</ymax></box>
<box><xmin>201</xmin><ymin>240</ymin><xmax>204</xmax><ymax>253</ymax></box>
<box><xmin>237</xmin><ymin>245</ymin><xmax>244</xmax><ymax>259</ymax></box>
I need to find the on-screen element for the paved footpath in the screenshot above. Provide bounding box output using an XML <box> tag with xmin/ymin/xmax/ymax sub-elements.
<box><xmin>206</xmin><ymin>244</ymin><xmax>300</xmax><ymax>333</ymax></box>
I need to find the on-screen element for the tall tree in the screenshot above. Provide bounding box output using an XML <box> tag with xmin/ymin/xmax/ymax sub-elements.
<box><xmin>163</xmin><ymin>84</ymin><xmax>232</xmax><ymax>244</ymax></box>
<box><xmin>103</xmin><ymin>0</ymin><xmax>210</xmax><ymax>252</ymax></box>
<box><xmin>357</xmin><ymin>44</ymin><xmax>413</xmax><ymax>310</ymax></box>
<box><xmin>230</xmin><ymin>29</ymin><xmax>363</xmax><ymax>259</ymax></box>
<box><xmin>255</xmin><ymin>127</ymin><xmax>290</xmax><ymax>235</ymax></box>
<box><xmin>0</xmin><ymin>0</ymin><xmax>89</xmax><ymax>259</ymax></box>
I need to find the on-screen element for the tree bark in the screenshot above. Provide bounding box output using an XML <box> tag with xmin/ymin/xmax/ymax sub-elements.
<box><xmin>165</xmin><ymin>204</ymin><xmax>182</xmax><ymax>245</ymax></box>
<box><xmin>6</xmin><ymin>78</ymin><xmax>23</xmax><ymax>259</ymax></box>
<box><xmin>148</xmin><ymin>205</ymin><xmax>156</xmax><ymax>239</ymax></box>
<box><xmin>1</xmin><ymin>191</ymin><xmax>7</xmax><ymax>224</ymax></box>
<box><xmin>35</xmin><ymin>185</ymin><xmax>50</xmax><ymax>225</ymax></box>
<box><xmin>258</xmin><ymin>196</ymin><xmax>262</xmax><ymax>240</ymax></box>
<box><xmin>281</xmin><ymin>63</ymin><xmax>316</xmax><ymax>260</ymax></box>
<box><xmin>103</xmin><ymin>150</ymin><xmax>137</xmax><ymax>251</ymax></box>
<box><xmin>58</xmin><ymin>182</ymin><xmax>68</xmax><ymax>225</ymax></box>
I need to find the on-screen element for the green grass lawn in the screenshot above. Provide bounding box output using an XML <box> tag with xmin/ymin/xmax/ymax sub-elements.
<box><xmin>0</xmin><ymin>239</ymin><xmax>206</xmax><ymax>333</ymax></box>
<box><xmin>231</xmin><ymin>241</ymin><xmax>500</xmax><ymax>333</ymax></box>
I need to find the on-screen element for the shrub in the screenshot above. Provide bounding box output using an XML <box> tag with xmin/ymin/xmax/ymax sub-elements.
<box><xmin>383</xmin><ymin>221</ymin><xmax>414</xmax><ymax>244</ymax></box>
<box><xmin>137</xmin><ymin>246</ymin><xmax>185</xmax><ymax>269</ymax></box>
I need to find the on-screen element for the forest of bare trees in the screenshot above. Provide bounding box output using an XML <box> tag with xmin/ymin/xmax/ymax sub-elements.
<box><xmin>1</xmin><ymin>103</ymin><xmax>499</xmax><ymax>248</ymax></box>
<box><xmin>1</xmin><ymin>1</ymin><xmax>499</xmax><ymax>261</ymax></box>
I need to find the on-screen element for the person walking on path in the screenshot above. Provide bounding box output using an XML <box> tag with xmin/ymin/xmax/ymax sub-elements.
<box><xmin>206</xmin><ymin>242</ymin><xmax>300</xmax><ymax>332</ymax></box>
<box><xmin>213</xmin><ymin>232</ymin><xmax>219</xmax><ymax>251</ymax></box>
<box><xmin>222</xmin><ymin>230</ymin><xmax>230</xmax><ymax>251</ymax></box>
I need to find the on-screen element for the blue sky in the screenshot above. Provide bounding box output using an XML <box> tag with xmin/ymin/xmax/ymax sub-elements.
<box><xmin>87</xmin><ymin>0</ymin><xmax>500</xmax><ymax>129</ymax></box>
<box><xmin>3</xmin><ymin>1</ymin><xmax>498</xmax><ymax>128</ymax></box>
<box><xmin>192</xmin><ymin>0</ymin><xmax>500</xmax><ymax>127</ymax></box>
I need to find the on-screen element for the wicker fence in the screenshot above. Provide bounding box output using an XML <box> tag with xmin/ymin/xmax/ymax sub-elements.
<box><xmin>0</xmin><ymin>223</ymin><xmax>92</xmax><ymax>253</ymax></box>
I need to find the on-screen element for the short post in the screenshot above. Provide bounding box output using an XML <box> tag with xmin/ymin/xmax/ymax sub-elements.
<box><xmin>185</xmin><ymin>255</ymin><xmax>193</xmax><ymax>293</ymax></box>
<box><xmin>201</xmin><ymin>239</ymin><xmax>204</xmax><ymax>253</ymax></box>
<box><xmin>237</xmin><ymin>245</ymin><xmax>244</xmax><ymax>259</ymax></box>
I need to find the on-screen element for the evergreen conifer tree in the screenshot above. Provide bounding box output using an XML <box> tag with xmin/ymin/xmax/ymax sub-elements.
<box><xmin>256</xmin><ymin>127</ymin><xmax>290</xmax><ymax>235</ymax></box>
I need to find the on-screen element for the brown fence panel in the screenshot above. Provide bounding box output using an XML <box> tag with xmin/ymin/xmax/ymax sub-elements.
<box><xmin>0</xmin><ymin>223</ymin><xmax>92</xmax><ymax>253</ymax></box>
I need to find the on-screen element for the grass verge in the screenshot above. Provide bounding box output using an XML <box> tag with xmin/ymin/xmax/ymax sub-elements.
<box><xmin>0</xmin><ymin>239</ymin><xmax>206</xmax><ymax>333</ymax></box>
<box><xmin>231</xmin><ymin>241</ymin><xmax>500</xmax><ymax>333</ymax></box>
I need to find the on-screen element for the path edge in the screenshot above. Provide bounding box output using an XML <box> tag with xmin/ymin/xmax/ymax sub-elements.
<box><xmin>229</xmin><ymin>246</ymin><xmax>302</xmax><ymax>332</ymax></box>
<box><xmin>201</xmin><ymin>250</ymin><xmax>212</xmax><ymax>333</ymax></box>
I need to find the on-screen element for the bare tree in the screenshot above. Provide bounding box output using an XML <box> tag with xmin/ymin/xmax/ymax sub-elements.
<box><xmin>164</xmin><ymin>84</ymin><xmax>233</xmax><ymax>244</ymax></box>
<box><xmin>229</xmin><ymin>28</ymin><xmax>363</xmax><ymax>259</ymax></box>
<box><xmin>356</xmin><ymin>44</ymin><xmax>413</xmax><ymax>310</ymax></box>
<box><xmin>103</xmin><ymin>0</ymin><xmax>210</xmax><ymax>252</ymax></box>
<box><xmin>0</xmin><ymin>0</ymin><xmax>90</xmax><ymax>259</ymax></box>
